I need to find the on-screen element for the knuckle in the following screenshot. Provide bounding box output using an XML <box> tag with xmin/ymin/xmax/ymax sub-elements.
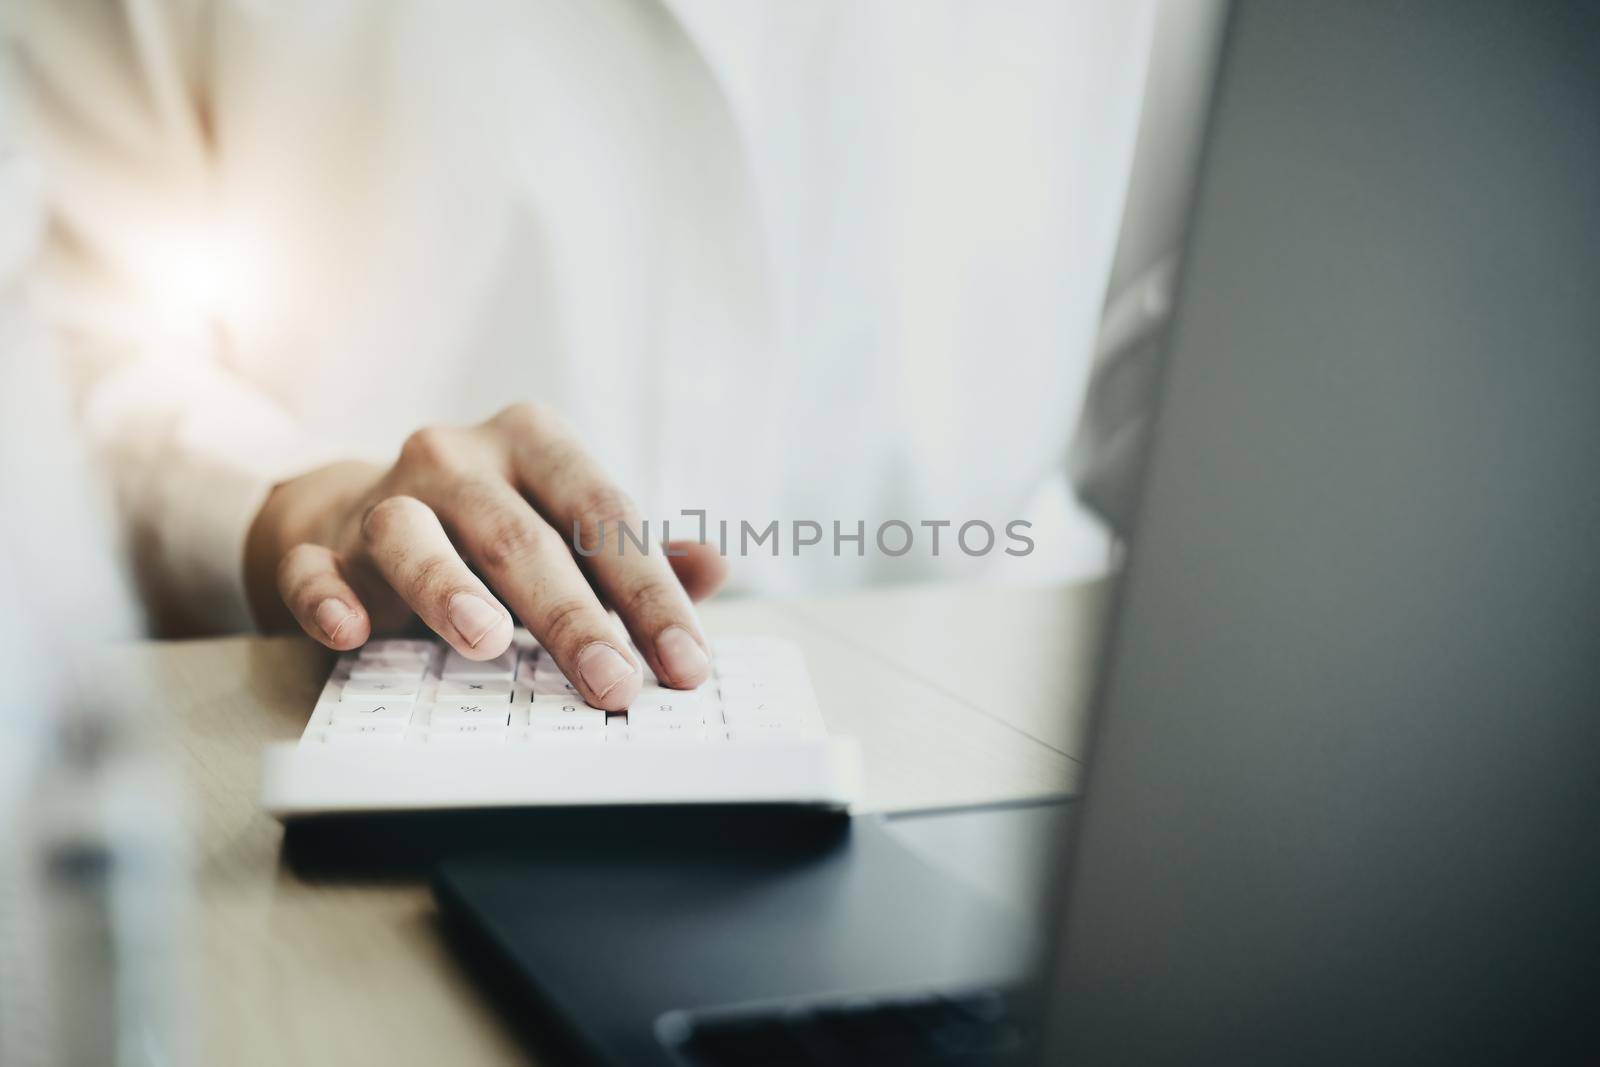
<box><xmin>571</xmin><ymin>484</ymin><xmax>635</xmax><ymax>530</ymax></box>
<box><xmin>538</xmin><ymin>596</ymin><xmax>597</xmax><ymax>652</ymax></box>
<box><xmin>361</xmin><ymin>494</ymin><xmax>426</xmax><ymax>544</ymax></box>
<box><xmin>407</xmin><ymin>553</ymin><xmax>459</xmax><ymax>602</ymax></box>
<box><xmin>477</xmin><ymin>516</ymin><xmax>550</xmax><ymax>572</ymax></box>
<box><xmin>617</xmin><ymin>577</ymin><xmax>676</xmax><ymax>623</ymax></box>
<box><xmin>493</xmin><ymin>401</ymin><xmax>546</xmax><ymax>430</ymax></box>
<box><xmin>494</xmin><ymin>400</ymin><xmax>575</xmax><ymax>442</ymax></box>
<box><xmin>398</xmin><ymin>425</ymin><xmax>459</xmax><ymax>471</ymax></box>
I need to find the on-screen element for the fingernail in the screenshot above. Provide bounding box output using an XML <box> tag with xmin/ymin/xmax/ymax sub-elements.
<box><xmin>315</xmin><ymin>598</ymin><xmax>355</xmax><ymax>642</ymax></box>
<box><xmin>657</xmin><ymin>625</ymin><xmax>710</xmax><ymax>684</ymax></box>
<box><xmin>577</xmin><ymin>642</ymin><xmax>635</xmax><ymax>700</ymax></box>
<box><xmin>448</xmin><ymin>592</ymin><xmax>504</xmax><ymax>648</ymax></box>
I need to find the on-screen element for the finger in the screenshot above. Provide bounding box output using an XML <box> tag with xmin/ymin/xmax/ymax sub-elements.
<box><xmin>664</xmin><ymin>540</ymin><xmax>729</xmax><ymax>603</ymax></box>
<box><xmin>496</xmin><ymin>408</ymin><xmax>711</xmax><ymax>689</ymax></box>
<box><xmin>276</xmin><ymin>543</ymin><xmax>372</xmax><ymax>650</ymax></box>
<box><xmin>360</xmin><ymin>495</ymin><xmax>515</xmax><ymax>659</ymax></box>
<box><xmin>431</xmin><ymin>477</ymin><xmax>641</xmax><ymax>711</ymax></box>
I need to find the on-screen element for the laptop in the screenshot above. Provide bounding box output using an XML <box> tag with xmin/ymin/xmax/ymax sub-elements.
<box><xmin>433</xmin><ymin>3</ymin><xmax>1600</xmax><ymax>1063</ymax></box>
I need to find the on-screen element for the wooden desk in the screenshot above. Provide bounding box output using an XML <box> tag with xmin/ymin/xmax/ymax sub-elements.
<box><xmin>121</xmin><ymin>579</ymin><xmax>1108</xmax><ymax>1066</ymax></box>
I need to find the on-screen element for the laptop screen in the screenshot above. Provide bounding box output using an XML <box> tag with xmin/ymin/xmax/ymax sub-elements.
<box><xmin>1041</xmin><ymin>3</ymin><xmax>1600</xmax><ymax>1063</ymax></box>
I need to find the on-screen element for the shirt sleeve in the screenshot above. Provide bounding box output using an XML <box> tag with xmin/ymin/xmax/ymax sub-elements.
<box><xmin>4</xmin><ymin>0</ymin><xmax>324</xmax><ymax>634</ymax></box>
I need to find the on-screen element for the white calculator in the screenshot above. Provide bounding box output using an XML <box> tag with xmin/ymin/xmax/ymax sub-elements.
<box><xmin>260</xmin><ymin>632</ymin><xmax>860</xmax><ymax>818</ymax></box>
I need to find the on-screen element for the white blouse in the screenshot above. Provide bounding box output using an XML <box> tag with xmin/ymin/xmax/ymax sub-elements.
<box><xmin>4</xmin><ymin>0</ymin><xmax>1213</xmax><ymax>633</ymax></box>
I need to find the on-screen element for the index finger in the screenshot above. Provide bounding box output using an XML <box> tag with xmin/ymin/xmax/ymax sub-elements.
<box><xmin>429</xmin><ymin>475</ymin><xmax>643</xmax><ymax>711</ymax></box>
<box><xmin>495</xmin><ymin>405</ymin><xmax>712</xmax><ymax>690</ymax></box>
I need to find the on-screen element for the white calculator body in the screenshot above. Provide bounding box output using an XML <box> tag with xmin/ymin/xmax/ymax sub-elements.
<box><xmin>260</xmin><ymin>633</ymin><xmax>860</xmax><ymax>818</ymax></box>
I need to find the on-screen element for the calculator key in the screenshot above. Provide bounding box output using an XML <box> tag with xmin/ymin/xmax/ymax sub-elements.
<box><xmin>519</xmin><ymin>727</ymin><xmax>605</xmax><ymax>744</ymax></box>
<box><xmin>528</xmin><ymin>718</ymin><xmax>605</xmax><ymax>736</ymax></box>
<box><xmin>723</xmin><ymin>710</ymin><xmax>798</xmax><ymax>730</ymax></box>
<box><xmin>631</xmin><ymin>720</ymin><xmax>705</xmax><ymax>741</ymax></box>
<box><xmin>343</xmin><ymin>677</ymin><xmax>419</xmax><ymax>699</ymax></box>
<box><xmin>530</xmin><ymin>707</ymin><xmax>605</xmax><ymax>726</ymax></box>
<box><xmin>436</xmin><ymin>679</ymin><xmax>513</xmax><ymax>701</ymax></box>
<box><xmin>347</xmin><ymin>664</ymin><xmax>424</xmax><ymax>684</ymax></box>
<box><xmin>316</xmin><ymin>721</ymin><xmax>405</xmax><ymax>743</ymax></box>
<box><xmin>530</xmin><ymin>660</ymin><xmax>572</xmax><ymax>683</ymax></box>
<box><xmin>441</xmin><ymin>649</ymin><xmax>516</xmax><ymax>680</ymax></box>
<box><xmin>427</xmin><ymin>728</ymin><xmax>506</xmax><ymax>746</ymax></box>
<box><xmin>532</xmin><ymin>677</ymin><xmax>585</xmax><ymax>698</ymax></box>
<box><xmin>628</xmin><ymin>703</ymin><xmax>703</xmax><ymax>726</ymax></box>
<box><xmin>722</xmin><ymin>700</ymin><xmax>789</xmax><ymax>721</ymax></box>
<box><xmin>717</xmin><ymin>678</ymin><xmax>774</xmax><ymax>700</ymax></box>
<box><xmin>529</xmin><ymin>692</ymin><xmax>595</xmax><ymax>711</ymax></box>
<box><xmin>328</xmin><ymin>701</ymin><xmax>413</xmax><ymax>724</ymax></box>
<box><xmin>323</xmin><ymin>717</ymin><xmax>407</xmax><ymax>733</ymax></box>
<box><xmin>348</xmin><ymin>646</ymin><xmax>425</xmax><ymax>662</ymax></box>
<box><xmin>519</xmin><ymin>660</ymin><xmax>577</xmax><ymax>691</ymax></box>
<box><xmin>350</xmin><ymin>652</ymin><xmax>429</xmax><ymax>673</ymax></box>
<box><xmin>711</xmin><ymin>656</ymin><xmax>761</xmax><ymax>679</ymax></box>
<box><xmin>429</xmin><ymin>718</ymin><xmax>508</xmax><ymax>734</ymax></box>
<box><xmin>632</xmin><ymin>682</ymin><xmax>701</xmax><ymax>705</ymax></box>
<box><xmin>359</xmin><ymin>639</ymin><xmax>434</xmax><ymax>660</ymax></box>
<box><xmin>431</xmin><ymin>703</ymin><xmax>512</xmax><ymax>726</ymax></box>
<box><xmin>318</xmin><ymin>729</ymin><xmax>405</xmax><ymax>745</ymax></box>
<box><xmin>628</xmin><ymin>699</ymin><xmax>700</xmax><ymax>718</ymax></box>
<box><xmin>633</xmin><ymin>732</ymin><xmax>705</xmax><ymax>746</ymax></box>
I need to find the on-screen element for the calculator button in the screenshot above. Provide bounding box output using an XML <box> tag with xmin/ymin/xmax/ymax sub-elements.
<box><xmin>530</xmin><ymin>660</ymin><xmax>571</xmax><ymax>682</ymax></box>
<box><xmin>316</xmin><ymin>722</ymin><xmax>405</xmax><ymax>743</ymax></box>
<box><xmin>529</xmin><ymin>706</ymin><xmax>605</xmax><ymax>726</ymax></box>
<box><xmin>717</xmin><ymin>678</ymin><xmax>773</xmax><ymax>700</ymax></box>
<box><xmin>323</xmin><ymin>717</ymin><xmax>406</xmax><ymax>733</ymax></box>
<box><xmin>441</xmin><ymin>649</ymin><xmax>516</xmax><ymax>680</ymax></box>
<box><xmin>328</xmin><ymin>701</ymin><xmax>413</xmax><ymax>724</ymax></box>
<box><xmin>436</xmin><ymin>679</ymin><xmax>513</xmax><ymax>701</ymax></box>
<box><xmin>426</xmin><ymin>728</ymin><xmax>506</xmax><ymax>746</ymax></box>
<box><xmin>347</xmin><ymin>665</ymin><xmax>424</xmax><ymax>684</ymax></box>
<box><xmin>628</xmin><ymin>703</ymin><xmax>703</xmax><ymax>727</ymax></box>
<box><xmin>519</xmin><ymin>727</ymin><xmax>605</xmax><ymax>744</ymax></box>
<box><xmin>632</xmin><ymin>683</ymin><xmax>701</xmax><ymax>705</ymax></box>
<box><xmin>350</xmin><ymin>651</ymin><xmax>429</xmax><ymax>671</ymax></box>
<box><xmin>631</xmin><ymin>720</ymin><xmax>705</xmax><ymax>741</ymax></box>
<box><xmin>431</xmin><ymin>703</ymin><xmax>512</xmax><ymax>726</ymax></box>
<box><xmin>428</xmin><ymin>718</ymin><xmax>508</xmax><ymax>734</ymax></box>
<box><xmin>711</xmin><ymin>656</ymin><xmax>761</xmax><ymax>679</ymax></box>
<box><xmin>342</xmin><ymin>677</ymin><xmax>419</xmax><ymax>699</ymax></box>
<box><xmin>722</xmin><ymin>700</ymin><xmax>789</xmax><ymax>721</ymax></box>
<box><xmin>532</xmin><ymin>677</ymin><xmax>585</xmax><ymax>698</ymax></box>
<box><xmin>725</xmin><ymin>720</ymin><xmax>800</xmax><ymax>740</ymax></box>
<box><xmin>318</xmin><ymin>731</ymin><xmax>405</xmax><ymax>745</ymax></box>
<box><xmin>359</xmin><ymin>639</ymin><xmax>434</xmax><ymax>660</ymax></box>
<box><xmin>529</xmin><ymin>691</ymin><xmax>595</xmax><ymax>710</ymax></box>
<box><xmin>527</xmin><ymin>719</ymin><xmax>605</xmax><ymax>736</ymax></box>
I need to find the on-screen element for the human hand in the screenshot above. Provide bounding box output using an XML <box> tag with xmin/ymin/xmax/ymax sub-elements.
<box><xmin>243</xmin><ymin>404</ymin><xmax>727</xmax><ymax>710</ymax></box>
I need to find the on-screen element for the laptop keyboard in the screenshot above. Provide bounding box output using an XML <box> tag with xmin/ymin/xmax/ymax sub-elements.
<box><xmin>300</xmin><ymin>632</ymin><xmax>821</xmax><ymax>747</ymax></box>
<box><xmin>663</xmin><ymin>989</ymin><xmax>1031</xmax><ymax>1066</ymax></box>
